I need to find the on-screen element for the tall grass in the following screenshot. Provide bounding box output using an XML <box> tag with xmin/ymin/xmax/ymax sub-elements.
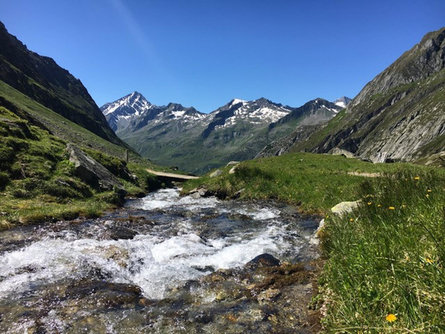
<box><xmin>320</xmin><ymin>170</ymin><xmax>445</xmax><ymax>332</ymax></box>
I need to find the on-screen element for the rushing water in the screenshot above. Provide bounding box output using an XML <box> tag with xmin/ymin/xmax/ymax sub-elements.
<box><xmin>0</xmin><ymin>188</ymin><xmax>320</xmax><ymax>333</ymax></box>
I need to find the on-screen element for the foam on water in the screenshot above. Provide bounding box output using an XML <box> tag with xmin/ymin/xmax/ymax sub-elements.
<box><xmin>0</xmin><ymin>188</ymin><xmax>301</xmax><ymax>300</ymax></box>
<box><xmin>129</xmin><ymin>188</ymin><xmax>220</xmax><ymax>211</ymax></box>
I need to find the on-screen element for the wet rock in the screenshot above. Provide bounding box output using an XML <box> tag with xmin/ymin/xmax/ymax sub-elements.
<box><xmin>246</xmin><ymin>253</ymin><xmax>281</xmax><ymax>269</ymax></box>
<box><xmin>101</xmin><ymin>245</ymin><xmax>129</xmax><ymax>267</ymax></box>
<box><xmin>257</xmin><ymin>288</ymin><xmax>281</xmax><ymax>305</ymax></box>
<box><xmin>309</xmin><ymin>218</ymin><xmax>325</xmax><ymax>245</ymax></box>
<box><xmin>66</xmin><ymin>280</ymin><xmax>145</xmax><ymax>308</ymax></box>
<box><xmin>67</xmin><ymin>143</ymin><xmax>122</xmax><ymax>191</ymax></box>
<box><xmin>232</xmin><ymin>188</ymin><xmax>245</xmax><ymax>199</ymax></box>
<box><xmin>108</xmin><ymin>226</ymin><xmax>137</xmax><ymax>240</ymax></box>
<box><xmin>188</xmin><ymin>187</ymin><xmax>210</xmax><ymax>199</ymax></box>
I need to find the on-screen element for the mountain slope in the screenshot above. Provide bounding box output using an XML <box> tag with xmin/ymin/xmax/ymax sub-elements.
<box><xmin>290</xmin><ymin>27</ymin><xmax>445</xmax><ymax>162</ymax></box>
<box><xmin>254</xmin><ymin>98</ymin><xmax>345</xmax><ymax>158</ymax></box>
<box><xmin>103</xmin><ymin>94</ymin><xmax>343</xmax><ymax>173</ymax></box>
<box><xmin>0</xmin><ymin>21</ymin><xmax>122</xmax><ymax>145</ymax></box>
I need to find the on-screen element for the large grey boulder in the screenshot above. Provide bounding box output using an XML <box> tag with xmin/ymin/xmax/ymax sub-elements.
<box><xmin>67</xmin><ymin>144</ymin><xmax>122</xmax><ymax>191</ymax></box>
<box><xmin>209</xmin><ymin>169</ymin><xmax>222</xmax><ymax>178</ymax></box>
<box><xmin>331</xmin><ymin>200</ymin><xmax>360</xmax><ymax>216</ymax></box>
<box><xmin>330</xmin><ymin>148</ymin><xmax>355</xmax><ymax>158</ymax></box>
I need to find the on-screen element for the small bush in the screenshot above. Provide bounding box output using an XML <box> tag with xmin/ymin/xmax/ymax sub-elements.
<box><xmin>0</xmin><ymin>171</ymin><xmax>10</xmax><ymax>190</ymax></box>
<box><xmin>0</xmin><ymin>145</ymin><xmax>15</xmax><ymax>169</ymax></box>
<box><xmin>12</xmin><ymin>188</ymin><xmax>32</xmax><ymax>198</ymax></box>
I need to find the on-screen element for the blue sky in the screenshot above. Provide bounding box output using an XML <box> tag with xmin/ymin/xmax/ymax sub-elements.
<box><xmin>1</xmin><ymin>0</ymin><xmax>444</xmax><ymax>113</ymax></box>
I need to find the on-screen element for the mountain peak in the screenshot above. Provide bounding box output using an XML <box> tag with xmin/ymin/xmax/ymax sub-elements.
<box><xmin>229</xmin><ymin>98</ymin><xmax>247</xmax><ymax>107</ymax></box>
<box><xmin>333</xmin><ymin>96</ymin><xmax>352</xmax><ymax>109</ymax></box>
<box><xmin>101</xmin><ymin>93</ymin><xmax>205</xmax><ymax>132</ymax></box>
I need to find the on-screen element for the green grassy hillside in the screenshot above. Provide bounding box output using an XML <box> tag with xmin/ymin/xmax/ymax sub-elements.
<box><xmin>0</xmin><ymin>22</ymin><xmax>122</xmax><ymax>145</ymax></box>
<box><xmin>0</xmin><ymin>101</ymin><xmax>161</xmax><ymax>230</ymax></box>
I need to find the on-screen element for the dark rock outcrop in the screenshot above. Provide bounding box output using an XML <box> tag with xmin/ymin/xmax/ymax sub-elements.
<box><xmin>67</xmin><ymin>144</ymin><xmax>122</xmax><ymax>191</ymax></box>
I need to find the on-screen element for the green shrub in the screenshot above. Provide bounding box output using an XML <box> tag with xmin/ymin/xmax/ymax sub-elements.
<box><xmin>0</xmin><ymin>145</ymin><xmax>15</xmax><ymax>169</ymax></box>
<box><xmin>0</xmin><ymin>171</ymin><xmax>9</xmax><ymax>190</ymax></box>
<box><xmin>12</xmin><ymin>188</ymin><xmax>32</xmax><ymax>198</ymax></box>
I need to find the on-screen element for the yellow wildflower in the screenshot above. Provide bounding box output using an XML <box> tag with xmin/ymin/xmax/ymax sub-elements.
<box><xmin>349</xmin><ymin>218</ymin><xmax>354</xmax><ymax>222</ymax></box>
<box><xmin>426</xmin><ymin>194</ymin><xmax>430</xmax><ymax>198</ymax></box>
<box><xmin>388</xmin><ymin>206</ymin><xmax>395</xmax><ymax>210</ymax></box>
<box><xmin>425</xmin><ymin>258</ymin><xmax>434</xmax><ymax>264</ymax></box>
<box><xmin>386</xmin><ymin>314</ymin><xmax>397</xmax><ymax>322</ymax></box>
<box><xmin>414</xmin><ymin>176</ymin><xmax>420</xmax><ymax>180</ymax></box>
<box><xmin>367</xmin><ymin>202</ymin><xmax>372</xmax><ymax>205</ymax></box>
<box><xmin>427</xmin><ymin>189</ymin><xmax>432</xmax><ymax>193</ymax></box>
<box><xmin>377</xmin><ymin>204</ymin><xmax>382</xmax><ymax>207</ymax></box>
<box><xmin>402</xmin><ymin>204</ymin><xmax>406</xmax><ymax>208</ymax></box>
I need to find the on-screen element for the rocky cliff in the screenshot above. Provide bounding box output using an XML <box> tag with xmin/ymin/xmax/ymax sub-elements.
<box><xmin>0</xmin><ymin>21</ymin><xmax>123</xmax><ymax>145</ymax></box>
<box><xmin>290</xmin><ymin>27</ymin><xmax>445</xmax><ymax>163</ymax></box>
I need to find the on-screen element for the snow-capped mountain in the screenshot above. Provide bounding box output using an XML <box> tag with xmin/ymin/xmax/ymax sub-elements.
<box><xmin>102</xmin><ymin>91</ymin><xmax>153</xmax><ymax>117</ymax></box>
<box><xmin>101</xmin><ymin>92</ymin><xmax>154</xmax><ymax>131</ymax></box>
<box><xmin>101</xmin><ymin>92</ymin><xmax>204</xmax><ymax>133</ymax></box>
<box><xmin>207</xmin><ymin>98</ymin><xmax>292</xmax><ymax>130</ymax></box>
<box><xmin>102</xmin><ymin>92</ymin><xmax>349</xmax><ymax>174</ymax></box>
<box><xmin>333</xmin><ymin>96</ymin><xmax>352</xmax><ymax>109</ymax></box>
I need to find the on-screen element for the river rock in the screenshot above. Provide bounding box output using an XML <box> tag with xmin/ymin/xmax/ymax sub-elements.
<box><xmin>331</xmin><ymin>200</ymin><xmax>360</xmax><ymax>216</ymax></box>
<box><xmin>246</xmin><ymin>253</ymin><xmax>280</xmax><ymax>269</ymax></box>
<box><xmin>108</xmin><ymin>227</ymin><xmax>137</xmax><ymax>241</ymax></box>
<box><xmin>308</xmin><ymin>218</ymin><xmax>325</xmax><ymax>246</ymax></box>
<box><xmin>66</xmin><ymin>280</ymin><xmax>146</xmax><ymax>309</ymax></box>
<box><xmin>67</xmin><ymin>144</ymin><xmax>122</xmax><ymax>191</ymax></box>
<box><xmin>257</xmin><ymin>288</ymin><xmax>281</xmax><ymax>305</ymax></box>
<box><xmin>188</xmin><ymin>187</ymin><xmax>211</xmax><ymax>199</ymax></box>
<box><xmin>101</xmin><ymin>245</ymin><xmax>129</xmax><ymax>267</ymax></box>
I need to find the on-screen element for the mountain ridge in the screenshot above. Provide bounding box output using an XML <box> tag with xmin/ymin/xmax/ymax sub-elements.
<box><xmin>0</xmin><ymin>21</ymin><xmax>123</xmax><ymax>146</ymax></box>
<box><xmin>102</xmin><ymin>93</ymin><xmax>347</xmax><ymax>173</ymax></box>
<box><xmin>288</xmin><ymin>26</ymin><xmax>445</xmax><ymax>163</ymax></box>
